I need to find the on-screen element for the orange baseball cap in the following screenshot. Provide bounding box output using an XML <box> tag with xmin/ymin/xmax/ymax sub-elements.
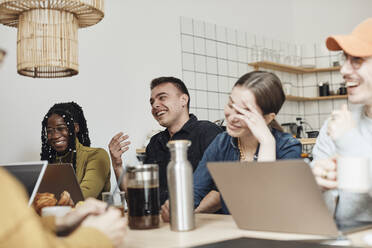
<box><xmin>326</xmin><ymin>18</ymin><xmax>372</xmax><ymax>57</ymax></box>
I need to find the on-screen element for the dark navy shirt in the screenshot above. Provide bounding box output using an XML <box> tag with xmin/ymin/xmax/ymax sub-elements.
<box><xmin>145</xmin><ymin>114</ymin><xmax>222</xmax><ymax>205</ymax></box>
<box><xmin>193</xmin><ymin>129</ymin><xmax>302</xmax><ymax>214</ymax></box>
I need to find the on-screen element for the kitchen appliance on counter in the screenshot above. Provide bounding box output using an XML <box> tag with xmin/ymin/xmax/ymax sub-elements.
<box><xmin>306</xmin><ymin>131</ymin><xmax>319</xmax><ymax>138</ymax></box>
<box><xmin>281</xmin><ymin>122</ymin><xmax>297</xmax><ymax>137</ymax></box>
<box><xmin>281</xmin><ymin>119</ymin><xmax>305</xmax><ymax>138</ymax></box>
<box><xmin>295</xmin><ymin>117</ymin><xmax>304</xmax><ymax>138</ymax></box>
<box><xmin>282</xmin><ymin>118</ymin><xmax>319</xmax><ymax>139</ymax></box>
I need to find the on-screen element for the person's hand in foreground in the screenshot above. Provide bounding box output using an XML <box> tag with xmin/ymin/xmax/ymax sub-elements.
<box><xmin>160</xmin><ymin>200</ymin><xmax>170</xmax><ymax>223</ymax></box>
<box><xmin>312</xmin><ymin>156</ymin><xmax>338</xmax><ymax>190</ymax></box>
<box><xmin>55</xmin><ymin>198</ymin><xmax>107</xmax><ymax>233</ymax></box>
<box><xmin>82</xmin><ymin>207</ymin><xmax>127</xmax><ymax>248</ymax></box>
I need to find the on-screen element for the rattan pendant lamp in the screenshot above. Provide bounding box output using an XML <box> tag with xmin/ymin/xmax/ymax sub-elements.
<box><xmin>0</xmin><ymin>0</ymin><xmax>104</xmax><ymax>78</ymax></box>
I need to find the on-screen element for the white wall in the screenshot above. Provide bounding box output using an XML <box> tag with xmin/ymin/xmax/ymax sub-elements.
<box><xmin>292</xmin><ymin>0</ymin><xmax>372</xmax><ymax>44</ymax></box>
<box><xmin>0</xmin><ymin>0</ymin><xmax>295</xmax><ymax>165</ymax></box>
<box><xmin>0</xmin><ymin>0</ymin><xmax>370</xmax><ymax>168</ymax></box>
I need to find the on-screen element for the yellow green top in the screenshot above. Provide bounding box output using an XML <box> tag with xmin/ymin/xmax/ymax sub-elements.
<box><xmin>55</xmin><ymin>139</ymin><xmax>111</xmax><ymax>199</ymax></box>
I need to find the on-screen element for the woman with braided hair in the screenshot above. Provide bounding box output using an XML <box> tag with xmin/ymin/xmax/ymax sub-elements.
<box><xmin>41</xmin><ymin>102</ymin><xmax>110</xmax><ymax>199</ymax></box>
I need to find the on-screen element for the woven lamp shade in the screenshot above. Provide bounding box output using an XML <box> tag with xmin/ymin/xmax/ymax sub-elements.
<box><xmin>0</xmin><ymin>0</ymin><xmax>104</xmax><ymax>78</ymax></box>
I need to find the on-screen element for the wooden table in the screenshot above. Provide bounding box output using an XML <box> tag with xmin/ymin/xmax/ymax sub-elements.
<box><xmin>122</xmin><ymin>214</ymin><xmax>372</xmax><ymax>247</ymax></box>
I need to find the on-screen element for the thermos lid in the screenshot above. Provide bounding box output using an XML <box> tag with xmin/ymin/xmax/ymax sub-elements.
<box><xmin>167</xmin><ymin>140</ymin><xmax>191</xmax><ymax>148</ymax></box>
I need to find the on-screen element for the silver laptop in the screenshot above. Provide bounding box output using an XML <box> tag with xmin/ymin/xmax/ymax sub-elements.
<box><xmin>38</xmin><ymin>163</ymin><xmax>84</xmax><ymax>203</ymax></box>
<box><xmin>1</xmin><ymin>161</ymin><xmax>48</xmax><ymax>205</ymax></box>
<box><xmin>207</xmin><ymin>160</ymin><xmax>340</xmax><ymax>237</ymax></box>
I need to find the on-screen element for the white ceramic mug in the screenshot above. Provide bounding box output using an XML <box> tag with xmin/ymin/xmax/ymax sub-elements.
<box><xmin>337</xmin><ymin>157</ymin><xmax>371</xmax><ymax>193</ymax></box>
<box><xmin>41</xmin><ymin>206</ymin><xmax>72</xmax><ymax>217</ymax></box>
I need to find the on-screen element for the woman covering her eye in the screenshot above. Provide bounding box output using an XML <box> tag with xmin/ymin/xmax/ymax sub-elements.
<box><xmin>41</xmin><ymin>102</ymin><xmax>111</xmax><ymax>199</ymax></box>
<box><xmin>192</xmin><ymin>71</ymin><xmax>302</xmax><ymax>214</ymax></box>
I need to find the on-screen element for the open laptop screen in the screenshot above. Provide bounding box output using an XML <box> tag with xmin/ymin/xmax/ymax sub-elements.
<box><xmin>207</xmin><ymin>160</ymin><xmax>339</xmax><ymax>237</ymax></box>
<box><xmin>39</xmin><ymin>163</ymin><xmax>84</xmax><ymax>203</ymax></box>
<box><xmin>0</xmin><ymin>161</ymin><xmax>48</xmax><ymax>205</ymax></box>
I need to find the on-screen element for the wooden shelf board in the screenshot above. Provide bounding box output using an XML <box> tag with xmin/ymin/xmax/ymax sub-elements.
<box><xmin>248</xmin><ymin>61</ymin><xmax>340</xmax><ymax>74</ymax></box>
<box><xmin>286</xmin><ymin>95</ymin><xmax>347</xmax><ymax>101</ymax></box>
<box><xmin>305</xmin><ymin>67</ymin><xmax>341</xmax><ymax>73</ymax></box>
<box><xmin>299</xmin><ymin>138</ymin><xmax>317</xmax><ymax>145</ymax></box>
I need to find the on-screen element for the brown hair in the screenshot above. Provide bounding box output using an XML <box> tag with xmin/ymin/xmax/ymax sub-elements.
<box><xmin>234</xmin><ymin>71</ymin><xmax>285</xmax><ymax>132</ymax></box>
<box><xmin>0</xmin><ymin>49</ymin><xmax>6</xmax><ymax>64</ymax></box>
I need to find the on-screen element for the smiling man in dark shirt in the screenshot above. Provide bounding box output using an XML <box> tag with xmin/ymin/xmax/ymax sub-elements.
<box><xmin>109</xmin><ymin>76</ymin><xmax>222</xmax><ymax>206</ymax></box>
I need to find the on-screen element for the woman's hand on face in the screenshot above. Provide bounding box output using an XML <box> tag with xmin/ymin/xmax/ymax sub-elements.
<box><xmin>232</xmin><ymin>103</ymin><xmax>273</xmax><ymax>143</ymax></box>
<box><xmin>327</xmin><ymin>104</ymin><xmax>355</xmax><ymax>141</ymax></box>
<box><xmin>109</xmin><ymin>132</ymin><xmax>131</xmax><ymax>169</ymax></box>
<box><xmin>312</xmin><ymin>156</ymin><xmax>338</xmax><ymax>190</ymax></box>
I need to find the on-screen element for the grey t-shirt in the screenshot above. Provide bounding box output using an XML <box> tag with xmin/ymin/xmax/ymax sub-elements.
<box><xmin>312</xmin><ymin>105</ymin><xmax>372</xmax><ymax>222</ymax></box>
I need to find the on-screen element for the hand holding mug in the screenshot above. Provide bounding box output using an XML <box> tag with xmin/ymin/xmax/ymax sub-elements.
<box><xmin>312</xmin><ymin>156</ymin><xmax>338</xmax><ymax>190</ymax></box>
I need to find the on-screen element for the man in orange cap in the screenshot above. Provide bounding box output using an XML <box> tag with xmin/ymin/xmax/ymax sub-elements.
<box><xmin>312</xmin><ymin>18</ymin><xmax>372</xmax><ymax>224</ymax></box>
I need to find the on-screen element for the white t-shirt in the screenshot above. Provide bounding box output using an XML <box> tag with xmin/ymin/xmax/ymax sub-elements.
<box><xmin>312</xmin><ymin>105</ymin><xmax>372</xmax><ymax>222</ymax></box>
<box><xmin>313</xmin><ymin>105</ymin><xmax>372</xmax><ymax>161</ymax></box>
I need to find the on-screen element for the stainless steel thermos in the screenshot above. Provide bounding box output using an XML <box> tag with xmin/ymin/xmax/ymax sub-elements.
<box><xmin>166</xmin><ymin>140</ymin><xmax>195</xmax><ymax>231</ymax></box>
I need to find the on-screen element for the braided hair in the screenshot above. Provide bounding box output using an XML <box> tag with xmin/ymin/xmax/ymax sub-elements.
<box><xmin>40</xmin><ymin>102</ymin><xmax>91</xmax><ymax>171</ymax></box>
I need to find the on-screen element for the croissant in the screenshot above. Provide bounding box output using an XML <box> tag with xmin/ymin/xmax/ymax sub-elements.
<box><xmin>33</xmin><ymin>193</ymin><xmax>57</xmax><ymax>215</ymax></box>
<box><xmin>58</xmin><ymin>191</ymin><xmax>74</xmax><ymax>207</ymax></box>
<box><xmin>34</xmin><ymin>192</ymin><xmax>53</xmax><ymax>201</ymax></box>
